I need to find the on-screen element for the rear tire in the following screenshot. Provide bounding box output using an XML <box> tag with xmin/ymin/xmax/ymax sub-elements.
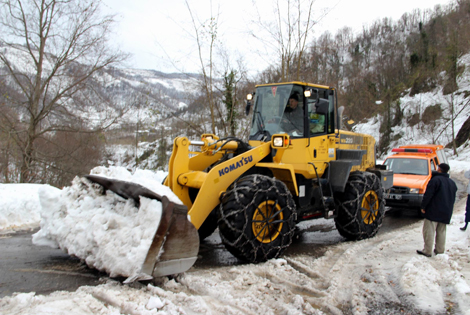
<box><xmin>218</xmin><ymin>175</ymin><xmax>297</xmax><ymax>262</ymax></box>
<box><xmin>334</xmin><ymin>172</ymin><xmax>385</xmax><ymax>240</ymax></box>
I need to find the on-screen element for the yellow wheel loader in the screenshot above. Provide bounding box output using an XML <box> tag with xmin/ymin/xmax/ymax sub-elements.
<box><xmin>86</xmin><ymin>82</ymin><xmax>393</xmax><ymax>280</ymax></box>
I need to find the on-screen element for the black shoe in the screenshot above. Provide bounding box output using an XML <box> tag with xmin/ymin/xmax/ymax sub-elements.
<box><xmin>417</xmin><ymin>250</ymin><xmax>431</xmax><ymax>257</ymax></box>
<box><xmin>461</xmin><ymin>223</ymin><xmax>468</xmax><ymax>231</ymax></box>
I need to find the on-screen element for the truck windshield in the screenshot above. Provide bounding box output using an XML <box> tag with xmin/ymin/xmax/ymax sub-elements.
<box><xmin>384</xmin><ymin>158</ymin><xmax>429</xmax><ymax>175</ymax></box>
<box><xmin>249</xmin><ymin>84</ymin><xmax>304</xmax><ymax>140</ymax></box>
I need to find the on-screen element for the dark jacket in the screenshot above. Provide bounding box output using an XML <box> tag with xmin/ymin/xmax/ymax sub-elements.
<box><xmin>421</xmin><ymin>171</ymin><xmax>457</xmax><ymax>224</ymax></box>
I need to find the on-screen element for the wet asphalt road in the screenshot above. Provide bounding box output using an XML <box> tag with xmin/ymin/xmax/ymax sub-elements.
<box><xmin>0</xmin><ymin>208</ymin><xmax>424</xmax><ymax>298</ymax></box>
<box><xmin>0</xmin><ymin>230</ymin><xmax>104</xmax><ymax>298</ymax></box>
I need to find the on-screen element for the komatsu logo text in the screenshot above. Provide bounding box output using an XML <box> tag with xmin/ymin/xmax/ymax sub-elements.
<box><xmin>219</xmin><ymin>156</ymin><xmax>253</xmax><ymax>176</ymax></box>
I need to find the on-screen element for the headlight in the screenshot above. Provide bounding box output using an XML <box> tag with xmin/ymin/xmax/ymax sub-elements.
<box><xmin>273</xmin><ymin>136</ymin><xmax>284</xmax><ymax>147</ymax></box>
<box><xmin>409</xmin><ymin>188</ymin><xmax>419</xmax><ymax>194</ymax></box>
<box><xmin>271</xmin><ymin>134</ymin><xmax>290</xmax><ymax>149</ymax></box>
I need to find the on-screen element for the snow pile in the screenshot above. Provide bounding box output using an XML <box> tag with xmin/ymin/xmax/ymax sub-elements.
<box><xmin>32</xmin><ymin>166</ymin><xmax>179</xmax><ymax>278</ymax></box>
<box><xmin>0</xmin><ymin>184</ymin><xmax>44</xmax><ymax>231</ymax></box>
<box><xmin>400</xmin><ymin>257</ymin><xmax>446</xmax><ymax>311</ymax></box>
<box><xmin>0</xmin><ymin>281</ymin><xmax>175</xmax><ymax>315</ymax></box>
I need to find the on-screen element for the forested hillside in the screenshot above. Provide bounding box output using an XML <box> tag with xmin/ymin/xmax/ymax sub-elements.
<box><xmin>259</xmin><ymin>0</ymin><xmax>470</xmax><ymax>154</ymax></box>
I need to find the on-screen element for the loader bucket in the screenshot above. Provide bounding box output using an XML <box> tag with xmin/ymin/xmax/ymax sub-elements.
<box><xmin>84</xmin><ymin>175</ymin><xmax>199</xmax><ymax>280</ymax></box>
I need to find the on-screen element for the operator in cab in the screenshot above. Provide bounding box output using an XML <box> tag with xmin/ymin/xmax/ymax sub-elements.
<box><xmin>282</xmin><ymin>93</ymin><xmax>303</xmax><ymax>134</ymax></box>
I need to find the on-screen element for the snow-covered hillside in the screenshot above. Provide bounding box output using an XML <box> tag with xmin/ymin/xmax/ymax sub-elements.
<box><xmin>0</xmin><ymin>43</ymin><xmax>200</xmax><ymax>129</ymax></box>
<box><xmin>354</xmin><ymin>52</ymin><xmax>470</xmax><ymax>160</ymax></box>
<box><xmin>103</xmin><ymin>67</ymin><xmax>201</xmax><ymax>126</ymax></box>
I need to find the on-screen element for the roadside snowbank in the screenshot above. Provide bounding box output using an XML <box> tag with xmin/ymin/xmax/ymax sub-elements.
<box><xmin>0</xmin><ymin>184</ymin><xmax>44</xmax><ymax>231</ymax></box>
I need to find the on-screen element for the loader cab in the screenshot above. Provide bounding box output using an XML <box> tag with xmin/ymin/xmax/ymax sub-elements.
<box><xmin>248</xmin><ymin>82</ymin><xmax>336</xmax><ymax>141</ymax></box>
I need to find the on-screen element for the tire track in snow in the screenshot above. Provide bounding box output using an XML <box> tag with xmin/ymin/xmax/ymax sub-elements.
<box><xmin>278</xmin><ymin>222</ymin><xmax>425</xmax><ymax>313</ymax></box>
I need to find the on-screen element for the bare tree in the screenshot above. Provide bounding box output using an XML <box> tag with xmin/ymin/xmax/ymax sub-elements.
<box><xmin>153</xmin><ymin>2</ymin><xmax>250</xmax><ymax>140</ymax></box>
<box><xmin>0</xmin><ymin>0</ymin><xmax>128</xmax><ymax>183</ymax></box>
<box><xmin>185</xmin><ymin>0</ymin><xmax>220</xmax><ymax>134</ymax></box>
<box><xmin>250</xmin><ymin>0</ymin><xmax>322</xmax><ymax>81</ymax></box>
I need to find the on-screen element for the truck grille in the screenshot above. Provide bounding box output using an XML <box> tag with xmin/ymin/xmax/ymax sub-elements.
<box><xmin>389</xmin><ymin>186</ymin><xmax>409</xmax><ymax>194</ymax></box>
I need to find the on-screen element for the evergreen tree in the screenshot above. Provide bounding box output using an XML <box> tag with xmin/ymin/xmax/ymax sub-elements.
<box><xmin>223</xmin><ymin>70</ymin><xmax>238</xmax><ymax>136</ymax></box>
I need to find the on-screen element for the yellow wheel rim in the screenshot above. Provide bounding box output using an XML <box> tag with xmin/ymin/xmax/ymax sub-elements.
<box><xmin>361</xmin><ymin>190</ymin><xmax>379</xmax><ymax>225</ymax></box>
<box><xmin>252</xmin><ymin>200</ymin><xmax>284</xmax><ymax>243</ymax></box>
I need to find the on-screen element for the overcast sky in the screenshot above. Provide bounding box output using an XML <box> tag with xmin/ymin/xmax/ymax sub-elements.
<box><xmin>101</xmin><ymin>0</ymin><xmax>452</xmax><ymax>74</ymax></box>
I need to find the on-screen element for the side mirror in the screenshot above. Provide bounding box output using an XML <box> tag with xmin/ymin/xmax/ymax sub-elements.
<box><xmin>245</xmin><ymin>102</ymin><xmax>252</xmax><ymax>115</ymax></box>
<box><xmin>337</xmin><ymin>106</ymin><xmax>344</xmax><ymax>130</ymax></box>
<box><xmin>315</xmin><ymin>98</ymin><xmax>329</xmax><ymax>115</ymax></box>
<box><xmin>245</xmin><ymin>93</ymin><xmax>254</xmax><ymax>115</ymax></box>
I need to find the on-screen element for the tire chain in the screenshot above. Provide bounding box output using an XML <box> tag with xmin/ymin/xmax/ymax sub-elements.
<box><xmin>335</xmin><ymin>173</ymin><xmax>385</xmax><ymax>240</ymax></box>
<box><xmin>218</xmin><ymin>175</ymin><xmax>297</xmax><ymax>262</ymax></box>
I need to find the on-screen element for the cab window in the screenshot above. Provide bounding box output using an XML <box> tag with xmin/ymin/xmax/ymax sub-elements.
<box><xmin>383</xmin><ymin>158</ymin><xmax>429</xmax><ymax>175</ymax></box>
<box><xmin>307</xmin><ymin>98</ymin><xmax>326</xmax><ymax>134</ymax></box>
<box><xmin>430</xmin><ymin>159</ymin><xmax>436</xmax><ymax>171</ymax></box>
<box><xmin>436</xmin><ymin>150</ymin><xmax>449</xmax><ymax>164</ymax></box>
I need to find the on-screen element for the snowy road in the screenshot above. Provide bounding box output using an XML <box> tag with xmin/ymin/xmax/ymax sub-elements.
<box><xmin>1</xmin><ymin>205</ymin><xmax>469</xmax><ymax>314</ymax></box>
<box><xmin>0</xmin><ymin>210</ymin><xmax>427</xmax><ymax>298</ymax></box>
<box><xmin>194</xmin><ymin>210</ymin><xmax>423</xmax><ymax>270</ymax></box>
<box><xmin>0</xmin><ymin>171</ymin><xmax>469</xmax><ymax>314</ymax></box>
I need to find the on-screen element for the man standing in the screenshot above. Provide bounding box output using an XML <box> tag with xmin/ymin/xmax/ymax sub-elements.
<box><xmin>460</xmin><ymin>169</ymin><xmax>470</xmax><ymax>231</ymax></box>
<box><xmin>417</xmin><ymin>163</ymin><xmax>457</xmax><ymax>257</ymax></box>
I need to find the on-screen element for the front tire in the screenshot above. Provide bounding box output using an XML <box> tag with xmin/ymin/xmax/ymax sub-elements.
<box><xmin>334</xmin><ymin>172</ymin><xmax>385</xmax><ymax>240</ymax></box>
<box><xmin>218</xmin><ymin>175</ymin><xmax>297</xmax><ymax>262</ymax></box>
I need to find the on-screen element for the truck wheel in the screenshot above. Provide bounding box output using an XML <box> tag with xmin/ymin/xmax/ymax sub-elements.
<box><xmin>334</xmin><ymin>172</ymin><xmax>385</xmax><ymax>240</ymax></box>
<box><xmin>218</xmin><ymin>174</ymin><xmax>297</xmax><ymax>263</ymax></box>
